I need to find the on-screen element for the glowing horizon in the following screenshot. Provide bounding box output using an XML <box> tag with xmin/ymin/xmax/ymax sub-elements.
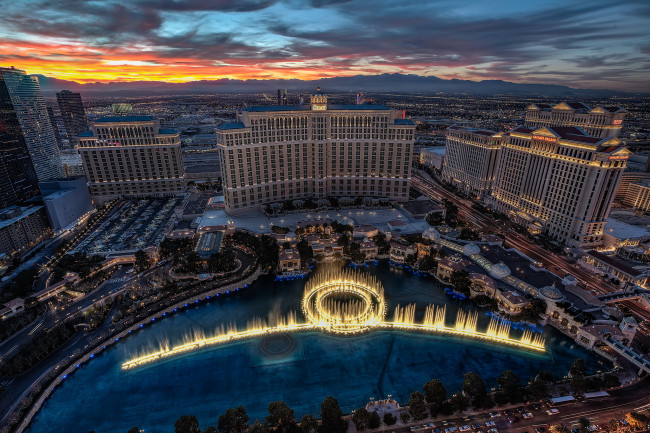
<box><xmin>1</xmin><ymin>1</ymin><xmax>649</xmax><ymax>92</ymax></box>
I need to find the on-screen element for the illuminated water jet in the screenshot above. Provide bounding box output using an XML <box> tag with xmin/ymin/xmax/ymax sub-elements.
<box><xmin>122</xmin><ymin>269</ymin><xmax>545</xmax><ymax>370</ymax></box>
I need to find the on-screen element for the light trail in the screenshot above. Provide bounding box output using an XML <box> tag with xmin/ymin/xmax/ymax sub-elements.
<box><xmin>121</xmin><ymin>269</ymin><xmax>545</xmax><ymax>370</ymax></box>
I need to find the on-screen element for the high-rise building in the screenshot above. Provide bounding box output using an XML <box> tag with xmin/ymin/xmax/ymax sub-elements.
<box><xmin>0</xmin><ymin>67</ymin><xmax>64</xmax><ymax>182</ymax></box>
<box><xmin>56</xmin><ymin>90</ymin><xmax>88</xmax><ymax>146</ymax></box>
<box><xmin>277</xmin><ymin>89</ymin><xmax>288</xmax><ymax>106</ymax></box>
<box><xmin>46</xmin><ymin>105</ymin><xmax>64</xmax><ymax>149</ymax></box>
<box><xmin>490</xmin><ymin>125</ymin><xmax>631</xmax><ymax>248</ymax></box>
<box><xmin>524</xmin><ymin>102</ymin><xmax>627</xmax><ymax>138</ymax></box>
<box><xmin>0</xmin><ymin>71</ymin><xmax>40</xmax><ymax>208</ymax></box>
<box><xmin>216</xmin><ymin>89</ymin><xmax>415</xmax><ymax>215</ymax></box>
<box><xmin>441</xmin><ymin>126</ymin><xmax>500</xmax><ymax>198</ymax></box>
<box><xmin>77</xmin><ymin>115</ymin><xmax>185</xmax><ymax>204</ymax></box>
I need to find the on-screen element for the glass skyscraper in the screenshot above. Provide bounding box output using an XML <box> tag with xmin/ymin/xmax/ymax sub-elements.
<box><xmin>0</xmin><ymin>71</ymin><xmax>40</xmax><ymax>208</ymax></box>
<box><xmin>56</xmin><ymin>89</ymin><xmax>88</xmax><ymax>146</ymax></box>
<box><xmin>0</xmin><ymin>67</ymin><xmax>64</xmax><ymax>182</ymax></box>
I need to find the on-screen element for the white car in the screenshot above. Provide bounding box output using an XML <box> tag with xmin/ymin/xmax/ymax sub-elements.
<box><xmin>459</xmin><ymin>426</ymin><xmax>471</xmax><ymax>432</ymax></box>
<box><xmin>546</xmin><ymin>409</ymin><xmax>560</xmax><ymax>415</ymax></box>
<box><xmin>485</xmin><ymin>421</ymin><xmax>496</xmax><ymax>427</ymax></box>
<box><xmin>489</xmin><ymin>412</ymin><xmax>501</xmax><ymax>418</ymax></box>
<box><xmin>487</xmin><ymin>429</ymin><xmax>498</xmax><ymax>433</ymax></box>
<box><xmin>523</xmin><ymin>412</ymin><xmax>533</xmax><ymax>419</ymax></box>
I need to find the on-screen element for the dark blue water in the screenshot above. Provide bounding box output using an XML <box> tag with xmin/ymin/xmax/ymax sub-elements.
<box><xmin>27</xmin><ymin>262</ymin><xmax>606</xmax><ymax>433</ymax></box>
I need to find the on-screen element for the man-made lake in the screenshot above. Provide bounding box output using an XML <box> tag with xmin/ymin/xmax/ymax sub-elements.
<box><xmin>28</xmin><ymin>262</ymin><xmax>605</xmax><ymax>433</ymax></box>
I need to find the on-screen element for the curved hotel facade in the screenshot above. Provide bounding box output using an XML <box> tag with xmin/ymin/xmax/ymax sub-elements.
<box><xmin>216</xmin><ymin>90</ymin><xmax>415</xmax><ymax>215</ymax></box>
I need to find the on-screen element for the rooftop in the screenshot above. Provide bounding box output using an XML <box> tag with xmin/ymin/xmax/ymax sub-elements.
<box><xmin>242</xmin><ymin>104</ymin><xmax>390</xmax><ymax>112</ymax></box>
<box><xmin>158</xmin><ymin>128</ymin><xmax>177</xmax><ymax>135</ymax></box>
<box><xmin>217</xmin><ymin>122</ymin><xmax>246</xmax><ymax>130</ymax></box>
<box><xmin>586</xmin><ymin>250</ymin><xmax>643</xmax><ymax>278</ymax></box>
<box><xmin>394</xmin><ymin>119</ymin><xmax>415</xmax><ymax>126</ymax></box>
<box><xmin>95</xmin><ymin>116</ymin><xmax>154</xmax><ymax>123</ymax></box>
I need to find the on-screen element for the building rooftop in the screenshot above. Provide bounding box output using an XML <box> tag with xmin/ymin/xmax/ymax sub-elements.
<box><xmin>604</xmin><ymin>217</ymin><xmax>650</xmax><ymax>241</ymax></box>
<box><xmin>242</xmin><ymin>104</ymin><xmax>390</xmax><ymax>112</ymax></box>
<box><xmin>586</xmin><ymin>250</ymin><xmax>643</xmax><ymax>278</ymax></box>
<box><xmin>217</xmin><ymin>122</ymin><xmax>246</xmax><ymax>130</ymax></box>
<box><xmin>394</xmin><ymin>119</ymin><xmax>415</xmax><ymax>126</ymax></box>
<box><xmin>158</xmin><ymin>128</ymin><xmax>177</xmax><ymax>135</ymax></box>
<box><xmin>95</xmin><ymin>116</ymin><xmax>154</xmax><ymax>123</ymax></box>
<box><xmin>79</xmin><ymin>130</ymin><xmax>94</xmax><ymax>137</ymax></box>
<box><xmin>0</xmin><ymin>205</ymin><xmax>44</xmax><ymax>230</ymax></box>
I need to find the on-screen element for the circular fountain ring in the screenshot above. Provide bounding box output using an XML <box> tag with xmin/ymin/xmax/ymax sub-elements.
<box><xmin>302</xmin><ymin>269</ymin><xmax>386</xmax><ymax>334</ymax></box>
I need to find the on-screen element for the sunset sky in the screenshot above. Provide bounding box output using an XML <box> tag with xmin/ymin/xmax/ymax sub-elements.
<box><xmin>1</xmin><ymin>0</ymin><xmax>649</xmax><ymax>91</ymax></box>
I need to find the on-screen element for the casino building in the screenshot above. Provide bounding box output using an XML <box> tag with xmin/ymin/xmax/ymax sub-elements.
<box><xmin>215</xmin><ymin>89</ymin><xmax>415</xmax><ymax>215</ymax></box>
<box><xmin>490</xmin><ymin>125</ymin><xmax>630</xmax><ymax>248</ymax></box>
<box><xmin>524</xmin><ymin>102</ymin><xmax>627</xmax><ymax>139</ymax></box>
<box><xmin>78</xmin><ymin>116</ymin><xmax>185</xmax><ymax>204</ymax></box>
<box><xmin>441</xmin><ymin>126</ymin><xmax>500</xmax><ymax>198</ymax></box>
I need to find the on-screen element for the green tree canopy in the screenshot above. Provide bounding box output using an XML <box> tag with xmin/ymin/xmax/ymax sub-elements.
<box><xmin>319</xmin><ymin>396</ymin><xmax>346</xmax><ymax>433</ymax></box>
<box><xmin>367</xmin><ymin>412</ymin><xmax>380</xmax><ymax>429</ymax></box>
<box><xmin>300</xmin><ymin>414</ymin><xmax>318</xmax><ymax>433</ymax></box>
<box><xmin>462</xmin><ymin>371</ymin><xmax>490</xmax><ymax>408</ymax></box>
<box><xmin>267</xmin><ymin>401</ymin><xmax>296</xmax><ymax>432</ymax></box>
<box><xmin>408</xmin><ymin>391</ymin><xmax>428</xmax><ymax>421</ymax></box>
<box><xmin>175</xmin><ymin>415</ymin><xmax>200</xmax><ymax>433</ymax></box>
<box><xmin>352</xmin><ymin>408</ymin><xmax>369</xmax><ymax>430</ymax></box>
<box><xmin>423</xmin><ymin>379</ymin><xmax>447</xmax><ymax>406</ymax></box>
<box><xmin>217</xmin><ymin>406</ymin><xmax>249</xmax><ymax>433</ymax></box>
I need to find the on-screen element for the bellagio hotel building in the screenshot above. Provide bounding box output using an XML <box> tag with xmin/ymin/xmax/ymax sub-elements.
<box><xmin>216</xmin><ymin>89</ymin><xmax>415</xmax><ymax>215</ymax></box>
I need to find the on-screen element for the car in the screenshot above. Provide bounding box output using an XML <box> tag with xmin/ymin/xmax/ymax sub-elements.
<box><xmin>523</xmin><ymin>412</ymin><xmax>533</xmax><ymax>419</ymax></box>
<box><xmin>485</xmin><ymin>421</ymin><xmax>496</xmax><ymax>427</ymax></box>
<box><xmin>459</xmin><ymin>426</ymin><xmax>471</xmax><ymax>432</ymax></box>
<box><xmin>472</xmin><ymin>424</ymin><xmax>481</xmax><ymax>429</ymax></box>
<box><xmin>517</xmin><ymin>407</ymin><xmax>527</xmax><ymax>413</ymax></box>
<box><xmin>546</xmin><ymin>409</ymin><xmax>560</xmax><ymax>416</ymax></box>
<box><xmin>489</xmin><ymin>412</ymin><xmax>501</xmax><ymax>418</ymax></box>
<box><xmin>487</xmin><ymin>429</ymin><xmax>498</xmax><ymax>433</ymax></box>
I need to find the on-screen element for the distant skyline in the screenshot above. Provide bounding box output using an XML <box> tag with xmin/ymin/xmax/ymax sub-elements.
<box><xmin>1</xmin><ymin>0</ymin><xmax>649</xmax><ymax>92</ymax></box>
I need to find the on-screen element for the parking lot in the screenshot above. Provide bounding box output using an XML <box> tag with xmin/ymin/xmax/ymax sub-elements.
<box><xmin>72</xmin><ymin>198</ymin><xmax>183</xmax><ymax>256</ymax></box>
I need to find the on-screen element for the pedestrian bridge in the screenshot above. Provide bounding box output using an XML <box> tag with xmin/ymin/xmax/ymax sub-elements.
<box><xmin>604</xmin><ymin>336</ymin><xmax>650</xmax><ymax>375</ymax></box>
<box><xmin>598</xmin><ymin>288</ymin><xmax>650</xmax><ymax>304</ymax></box>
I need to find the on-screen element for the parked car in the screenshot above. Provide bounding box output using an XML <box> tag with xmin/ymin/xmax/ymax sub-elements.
<box><xmin>459</xmin><ymin>426</ymin><xmax>471</xmax><ymax>432</ymax></box>
<box><xmin>546</xmin><ymin>409</ymin><xmax>560</xmax><ymax>416</ymax></box>
<box><xmin>485</xmin><ymin>421</ymin><xmax>496</xmax><ymax>427</ymax></box>
<box><xmin>523</xmin><ymin>412</ymin><xmax>533</xmax><ymax>419</ymax></box>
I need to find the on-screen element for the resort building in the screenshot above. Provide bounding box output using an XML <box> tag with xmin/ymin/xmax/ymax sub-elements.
<box><xmin>78</xmin><ymin>115</ymin><xmax>185</xmax><ymax>205</ymax></box>
<box><xmin>490</xmin><ymin>125</ymin><xmax>630</xmax><ymax>248</ymax></box>
<box><xmin>0</xmin><ymin>205</ymin><xmax>51</xmax><ymax>256</ymax></box>
<box><xmin>215</xmin><ymin>89</ymin><xmax>415</xmax><ymax>215</ymax></box>
<box><xmin>419</xmin><ymin>146</ymin><xmax>446</xmax><ymax>170</ymax></box>
<box><xmin>441</xmin><ymin>126</ymin><xmax>500</xmax><ymax>198</ymax></box>
<box><xmin>620</xmin><ymin>178</ymin><xmax>650</xmax><ymax>212</ymax></box>
<box><xmin>524</xmin><ymin>102</ymin><xmax>627</xmax><ymax>139</ymax></box>
<box><xmin>278</xmin><ymin>249</ymin><xmax>301</xmax><ymax>273</ymax></box>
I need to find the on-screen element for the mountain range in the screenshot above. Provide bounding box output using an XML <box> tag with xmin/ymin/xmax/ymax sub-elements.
<box><xmin>34</xmin><ymin>73</ymin><xmax>643</xmax><ymax>97</ymax></box>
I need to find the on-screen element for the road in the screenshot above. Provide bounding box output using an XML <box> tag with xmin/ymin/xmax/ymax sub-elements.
<box><xmin>380</xmin><ymin>378</ymin><xmax>649</xmax><ymax>433</ymax></box>
<box><xmin>0</xmin><ymin>266</ymin><xmax>132</xmax><ymax>362</ymax></box>
<box><xmin>411</xmin><ymin>173</ymin><xmax>649</xmax><ymax>319</ymax></box>
<box><xmin>0</xmin><ymin>247</ymin><xmax>257</xmax><ymax>425</ymax></box>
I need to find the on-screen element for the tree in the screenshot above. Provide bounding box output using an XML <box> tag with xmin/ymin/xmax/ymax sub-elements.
<box><xmin>300</xmin><ymin>414</ymin><xmax>318</xmax><ymax>433</ymax></box>
<box><xmin>526</xmin><ymin>378</ymin><xmax>549</xmax><ymax>400</ymax></box>
<box><xmin>497</xmin><ymin>370</ymin><xmax>522</xmax><ymax>404</ymax></box>
<box><xmin>450</xmin><ymin>394</ymin><xmax>469</xmax><ymax>413</ymax></box>
<box><xmin>459</xmin><ymin>228</ymin><xmax>480</xmax><ymax>241</ymax></box>
<box><xmin>249</xmin><ymin>422</ymin><xmax>269</xmax><ymax>433</ymax></box>
<box><xmin>578</xmin><ymin>417</ymin><xmax>591</xmax><ymax>433</ymax></box>
<box><xmin>175</xmin><ymin>415</ymin><xmax>201</xmax><ymax>433</ymax></box>
<box><xmin>205</xmin><ymin>428</ymin><xmax>218</xmax><ymax>433</ymax></box>
<box><xmin>217</xmin><ymin>406</ymin><xmax>249</xmax><ymax>433</ymax></box>
<box><xmin>405</xmin><ymin>253</ymin><xmax>418</xmax><ymax>266</ymax></box>
<box><xmin>549</xmin><ymin>424</ymin><xmax>570</xmax><ymax>433</ymax></box>
<box><xmin>423</xmin><ymin>379</ymin><xmax>447</xmax><ymax>406</ymax></box>
<box><xmin>352</xmin><ymin>408</ymin><xmax>370</xmax><ymax>430</ymax></box>
<box><xmin>368</xmin><ymin>412</ymin><xmax>381</xmax><ymax>429</ymax></box>
<box><xmin>626</xmin><ymin>412</ymin><xmax>648</xmax><ymax>430</ymax></box>
<box><xmin>185</xmin><ymin>251</ymin><xmax>203</xmax><ymax>274</ymax></box>
<box><xmin>520</xmin><ymin>299</ymin><xmax>547</xmax><ymax>323</ymax></box>
<box><xmin>449</xmin><ymin>270</ymin><xmax>472</xmax><ymax>296</ymax></box>
<box><xmin>418</xmin><ymin>254</ymin><xmax>437</xmax><ymax>273</ymax></box>
<box><xmin>569</xmin><ymin>358</ymin><xmax>587</xmax><ymax>377</ymax></box>
<box><xmin>127</xmin><ymin>428</ymin><xmax>139</xmax><ymax>433</ymax></box>
<box><xmin>267</xmin><ymin>401</ymin><xmax>296</xmax><ymax>433</ymax></box>
<box><xmin>383</xmin><ymin>413</ymin><xmax>396</xmax><ymax>426</ymax></box>
<box><xmin>462</xmin><ymin>371</ymin><xmax>490</xmax><ymax>408</ymax></box>
<box><xmin>320</xmin><ymin>396</ymin><xmax>346</xmax><ymax>433</ymax></box>
<box><xmin>134</xmin><ymin>249</ymin><xmax>151</xmax><ymax>272</ymax></box>
<box><xmin>399</xmin><ymin>413</ymin><xmax>410</xmax><ymax>424</ymax></box>
<box><xmin>408</xmin><ymin>391</ymin><xmax>427</xmax><ymax>421</ymax></box>
<box><xmin>602</xmin><ymin>373</ymin><xmax>620</xmax><ymax>388</ymax></box>
<box><xmin>426</xmin><ymin>212</ymin><xmax>444</xmax><ymax>226</ymax></box>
